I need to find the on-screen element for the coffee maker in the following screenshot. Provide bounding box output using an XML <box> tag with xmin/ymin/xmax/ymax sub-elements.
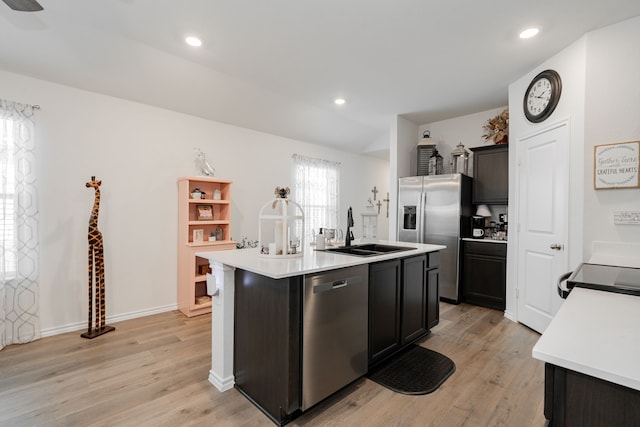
<box><xmin>471</xmin><ymin>216</ymin><xmax>485</xmax><ymax>239</ymax></box>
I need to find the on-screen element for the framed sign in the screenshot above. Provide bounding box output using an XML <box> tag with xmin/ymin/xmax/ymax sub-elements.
<box><xmin>594</xmin><ymin>141</ymin><xmax>639</xmax><ymax>190</ymax></box>
<box><xmin>192</xmin><ymin>229</ymin><xmax>204</xmax><ymax>243</ymax></box>
<box><xmin>196</xmin><ymin>205</ymin><xmax>214</xmax><ymax>220</ymax></box>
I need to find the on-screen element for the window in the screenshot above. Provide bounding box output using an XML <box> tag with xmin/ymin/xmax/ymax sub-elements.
<box><xmin>0</xmin><ymin>118</ymin><xmax>17</xmax><ymax>277</ymax></box>
<box><xmin>292</xmin><ymin>154</ymin><xmax>340</xmax><ymax>242</ymax></box>
<box><xmin>0</xmin><ymin>99</ymin><xmax>39</xmax><ymax>349</ymax></box>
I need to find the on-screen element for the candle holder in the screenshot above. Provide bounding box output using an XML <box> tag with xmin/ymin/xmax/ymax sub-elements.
<box><xmin>258</xmin><ymin>186</ymin><xmax>305</xmax><ymax>258</ymax></box>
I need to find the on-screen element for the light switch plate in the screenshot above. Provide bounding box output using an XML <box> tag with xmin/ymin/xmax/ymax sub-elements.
<box><xmin>613</xmin><ymin>211</ymin><xmax>640</xmax><ymax>225</ymax></box>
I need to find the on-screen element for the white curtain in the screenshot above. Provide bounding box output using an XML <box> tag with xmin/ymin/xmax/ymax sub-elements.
<box><xmin>292</xmin><ymin>154</ymin><xmax>340</xmax><ymax>242</ymax></box>
<box><xmin>0</xmin><ymin>99</ymin><xmax>40</xmax><ymax>350</ymax></box>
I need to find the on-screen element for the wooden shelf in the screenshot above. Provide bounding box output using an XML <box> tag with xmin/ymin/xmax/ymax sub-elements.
<box><xmin>191</xmin><ymin>300</ymin><xmax>212</xmax><ymax>310</ymax></box>
<box><xmin>188</xmin><ymin>199</ymin><xmax>230</xmax><ymax>204</ymax></box>
<box><xmin>187</xmin><ymin>240</ymin><xmax>236</xmax><ymax>248</ymax></box>
<box><xmin>178</xmin><ymin>177</ymin><xmax>235</xmax><ymax>317</ymax></box>
<box><xmin>188</xmin><ymin>220</ymin><xmax>230</xmax><ymax>226</ymax></box>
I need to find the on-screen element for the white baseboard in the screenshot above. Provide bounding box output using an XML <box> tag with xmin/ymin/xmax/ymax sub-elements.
<box><xmin>208</xmin><ymin>370</ymin><xmax>235</xmax><ymax>392</ymax></box>
<box><xmin>40</xmin><ymin>303</ymin><xmax>178</xmax><ymax>338</ymax></box>
<box><xmin>503</xmin><ymin>309</ymin><xmax>516</xmax><ymax>322</ymax></box>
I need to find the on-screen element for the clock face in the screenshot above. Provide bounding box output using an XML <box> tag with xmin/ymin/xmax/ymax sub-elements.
<box><xmin>523</xmin><ymin>70</ymin><xmax>562</xmax><ymax>123</ymax></box>
<box><xmin>526</xmin><ymin>78</ymin><xmax>552</xmax><ymax>115</ymax></box>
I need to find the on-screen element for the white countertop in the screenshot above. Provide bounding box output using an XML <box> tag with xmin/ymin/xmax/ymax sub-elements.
<box><xmin>196</xmin><ymin>240</ymin><xmax>445</xmax><ymax>279</ymax></box>
<box><xmin>532</xmin><ymin>287</ymin><xmax>640</xmax><ymax>391</ymax></box>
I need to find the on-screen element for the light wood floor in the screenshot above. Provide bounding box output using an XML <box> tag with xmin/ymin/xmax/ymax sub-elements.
<box><xmin>0</xmin><ymin>303</ymin><xmax>547</xmax><ymax>427</ymax></box>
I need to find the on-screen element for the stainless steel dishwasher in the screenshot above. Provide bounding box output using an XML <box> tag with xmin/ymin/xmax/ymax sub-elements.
<box><xmin>302</xmin><ymin>264</ymin><xmax>369</xmax><ymax>410</ymax></box>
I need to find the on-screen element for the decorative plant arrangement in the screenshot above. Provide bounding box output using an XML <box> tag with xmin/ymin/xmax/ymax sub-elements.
<box><xmin>482</xmin><ymin>108</ymin><xmax>509</xmax><ymax>144</ymax></box>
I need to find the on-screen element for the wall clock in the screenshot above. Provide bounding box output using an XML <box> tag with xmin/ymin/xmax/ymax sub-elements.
<box><xmin>523</xmin><ymin>69</ymin><xmax>562</xmax><ymax>123</ymax></box>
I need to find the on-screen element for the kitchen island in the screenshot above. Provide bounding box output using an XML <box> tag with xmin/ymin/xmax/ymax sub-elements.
<box><xmin>532</xmin><ymin>287</ymin><xmax>640</xmax><ymax>426</ymax></box>
<box><xmin>197</xmin><ymin>240</ymin><xmax>444</xmax><ymax>425</ymax></box>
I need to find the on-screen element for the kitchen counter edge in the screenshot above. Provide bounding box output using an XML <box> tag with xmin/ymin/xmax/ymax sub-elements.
<box><xmin>532</xmin><ymin>287</ymin><xmax>640</xmax><ymax>391</ymax></box>
<box><xmin>196</xmin><ymin>240</ymin><xmax>445</xmax><ymax>279</ymax></box>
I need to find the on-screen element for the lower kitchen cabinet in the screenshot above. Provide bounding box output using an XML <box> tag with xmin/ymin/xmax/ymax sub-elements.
<box><xmin>369</xmin><ymin>253</ymin><xmax>440</xmax><ymax>367</ymax></box>
<box><xmin>368</xmin><ymin>259</ymin><xmax>402</xmax><ymax>364</ymax></box>
<box><xmin>401</xmin><ymin>255</ymin><xmax>428</xmax><ymax>343</ymax></box>
<box><xmin>234</xmin><ymin>269</ymin><xmax>302</xmax><ymax>425</ymax></box>
<box><xmin>544</xmin><ymin>363</ymin><xmax>640</xmax><ymax>427</ymax></box>
<box><xmin>234</xmin><ymin>251</ymin><xmax>442</xmax><ymax>423</ymax></box>
<box><xmin>462</xmin><ymin>240</ymin><xmax>506</xmax><ymax>310</ymax></box>
<box><xmin>427</xmin><ymin>260</ymin><xmax>440</xmax><ymax>329</ymax></box>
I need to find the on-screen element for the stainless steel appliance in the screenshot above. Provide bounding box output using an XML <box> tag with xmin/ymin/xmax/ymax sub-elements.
<box><xmin>557</xmin><ymin>263</ymin><xmax>640</xmax><ymax>299</ymax></box>
<box><xmin>302</xmin><ymin>264</ymin><xmax>368</xmax><ymax>410</ymax></box>
<box><xmin>397</xmin><ymin>174</ymin><xmax>472</xmax><ymax>303</ymax></box>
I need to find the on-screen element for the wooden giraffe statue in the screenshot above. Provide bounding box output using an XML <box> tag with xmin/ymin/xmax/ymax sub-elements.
<box><xmin>81</xmin><ymin>176</ymin><xmax>115</xmax><ymax>339</ymax></box>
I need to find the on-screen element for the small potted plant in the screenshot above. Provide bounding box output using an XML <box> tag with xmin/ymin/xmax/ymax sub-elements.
<box><xmin>208</xmin><ymin>231</ymin><xmax>216</xmax><ymax>242</ymax></box>
<box><xmin>482</xmin><ymin>109</ymin><xmax>509</xmax><ymax>144</ymax></box>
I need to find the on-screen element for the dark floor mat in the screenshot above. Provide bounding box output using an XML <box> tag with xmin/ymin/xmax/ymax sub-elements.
<box><xmin>366</xmin><ymin>344</ymin><xmax>456</xmax><ymax>395</ymax></box>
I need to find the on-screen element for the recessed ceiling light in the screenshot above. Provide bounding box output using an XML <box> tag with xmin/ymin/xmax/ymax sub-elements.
<box><xmin>519</xmin><ymin>28</ymin><xmax>539</xmax><ymax>39</ymax></box>
<box><xmin>185</xmin><ymin>36</ymin><xmax>203</xmax><ymax>47</ymax></box>
<box><xmin>334</xmin><ymin>98</ymin><xmax>346</xmax><ymax>105</ymax></box>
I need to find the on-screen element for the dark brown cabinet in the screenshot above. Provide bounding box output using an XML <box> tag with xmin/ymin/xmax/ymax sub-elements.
<box><xmin>369</xmin><ymin>253</ymin><xmax>440</xmax><ymax>367</ymax></box>
<box><xmin>368</xmin><ymin>259</ymin><xmax>402</xmax><ymax>365</ymax></box>
<box><xmin>471</xmin><ymin>144</ymin><xmax>509</xmax><ymax>204</ymax></box>
<box><xmin>462</xmin><ymin>240</ymin><xmax>506</xmax><ymax>310</ymax></box>
<box><xmin>427</xmin><ymin>262</ymin><xmax>440</xmax><ymax>329</ymax></box>
<box><xmin>401</xmin><ymin>255</ymin><xmax>428</xmax><ymax>343</ymax></box>
<box><xmin>544</xmin><ymin>363</ymin><xmax>640</xmax><ymax>427</ymax></box>
<box><xmin>234</xmin><ymin>251</ymin><xmax>441</xmax><ymax>423</ymax></box>
<box><xmin>234</xmin><ymin>270</ymin><xmax>302</xmax><ymax>424</ymax></box>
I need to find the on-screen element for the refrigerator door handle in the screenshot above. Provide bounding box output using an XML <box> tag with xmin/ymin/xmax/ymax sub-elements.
<box><xmin>419</xmin><ymin>192</ymin><xmax>427</xmax><ymax>244</ymax></box>
<box><xmin>415</xmin><ymin>193</ymin><xmax>421</xmax><ymax>243</ymax></box>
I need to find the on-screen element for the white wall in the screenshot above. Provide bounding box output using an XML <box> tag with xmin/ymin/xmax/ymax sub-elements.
<box><xmin>583</xmin><ymin>16</ymin><xmax>640</xmax><ymax>256</ymax></box>
<box><xmin>507</xmin><ymin>36</ymin><xmax>588</xmax><ymax>319</ymax></box>
<box><xmin>507</xmin><ymin>15</ymin><xmax>640</xmax><ymax>320</ymax></box>
<box><xmin>409</xmin><ymin>17</ymin><xmax>640</xmax><ymax>323</ymax></box>
<box><xmin>418</xmin><ymin>107</ymin><xmax>508</xmax><ymax>178</ymax></box>
<box><xmin>390</xmin><ymin>109</ymin><xmax>511</xmax><ymax>246</ymax></box>
<box><xmin>0</xmin><ymin>69</ymin><xmax>389</xmax><ymax>335</ymax></box>
<box><xmin>389</xmin><ymin>115</ymin><xmax>418</xmax><ymax>239</ymax></box>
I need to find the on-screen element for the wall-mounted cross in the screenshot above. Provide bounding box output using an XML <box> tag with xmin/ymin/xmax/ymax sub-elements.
<box><xmin>371</xmin><ymin>186</ymin><xmax>379</xmax><ymax>201</ymax></box>
<box><xmin>383</xmin><ymin>192</ymin><xmax>390</xmax><ymax>218</ymax></box>
<box><xmin>376</xmin><ymin>200</ymin><xmax>382</xmax><ymax>215</ymax></box>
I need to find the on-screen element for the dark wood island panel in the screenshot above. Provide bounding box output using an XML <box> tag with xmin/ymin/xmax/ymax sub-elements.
<box><xmin>234</xmin><ymin>269</ymin><xmax>302</xmax><ymax>425</ymax></box>
<box><xmin>545</xmin><ymin>363</ymin><xmax>640</xmax><ymax>427</ymax></box>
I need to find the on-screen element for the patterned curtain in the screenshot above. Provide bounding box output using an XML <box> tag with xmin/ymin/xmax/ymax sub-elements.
<box><xmin>0</xmin><ymin>99</ymin><xmax>40</xmax><ymax>351</ymax></box>
<box><xmin>292</xmin><ymin>154</ymin><xmax>340</xmax><ymax>243</ymax></box>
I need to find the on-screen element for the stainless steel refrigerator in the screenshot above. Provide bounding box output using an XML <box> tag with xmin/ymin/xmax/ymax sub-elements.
<box><xmin>397</xmin><ymin>174</ymin><xmax>472</xmax><ymax>303</ymax></box>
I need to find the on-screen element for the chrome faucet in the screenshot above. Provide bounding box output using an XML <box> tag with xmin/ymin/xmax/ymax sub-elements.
<box><xmin>345</xmin><ymin>207</ymin><xmax>354</xmax><ymax>246</ymax></box>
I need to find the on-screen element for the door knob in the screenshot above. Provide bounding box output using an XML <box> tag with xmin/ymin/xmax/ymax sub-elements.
<box><xmin>550</xmin><ymin>243</ymin><xmax>564</xmax><ymax>250</ymax></box>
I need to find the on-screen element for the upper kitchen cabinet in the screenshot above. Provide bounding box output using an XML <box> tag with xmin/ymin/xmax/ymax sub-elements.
<box><xmin>470</xmin><ymin>145</ymin><xmax>509</xmax><ymax>204</ymax></box>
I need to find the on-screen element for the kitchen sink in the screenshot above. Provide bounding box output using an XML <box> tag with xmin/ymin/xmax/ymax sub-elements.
<box><xmin>321</xmin><ymin>243</ymin><xmax>414</xmax><ymax>257</ymax></box>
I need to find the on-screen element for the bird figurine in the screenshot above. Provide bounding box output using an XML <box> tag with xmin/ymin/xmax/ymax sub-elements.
<box><xmin>194</xmin><ymin>147</ymin><xmax>216</xmax><ymax>176</ymax></box>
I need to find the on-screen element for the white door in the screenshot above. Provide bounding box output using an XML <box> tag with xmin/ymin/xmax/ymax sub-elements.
<box><xmin>517</xmin><ymin>121</ymin><xmax>569</xmax><ymax>333</ymax></box>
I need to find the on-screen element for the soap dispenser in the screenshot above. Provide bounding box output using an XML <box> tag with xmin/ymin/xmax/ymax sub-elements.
<box><xmin>315</xmin><ymin>229</ymin><xmax>325</xmax><ymax>250</ymax></box>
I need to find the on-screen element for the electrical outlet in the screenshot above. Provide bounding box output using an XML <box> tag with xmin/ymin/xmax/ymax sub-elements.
<box><xmin>613</xmin><ymin>211</ymin><xmax>640</xmax><ymax>225</ymax></box>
